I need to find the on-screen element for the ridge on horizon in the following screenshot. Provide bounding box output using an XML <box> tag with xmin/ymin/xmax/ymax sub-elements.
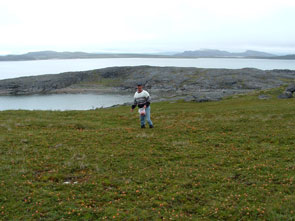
<box><xmin>0</xmin><ymin>49</ymin><xmax>294</xmax><ymax>61</ymax></box>
<box><xmin>0</xmin><ymin>48</ymin><xmax>284</xmax><ymax>56</ymax></box>
<box><xmin>175</xmin><ymin>49</ymin><xmax>277</xmax><ymax>57</ymax></box>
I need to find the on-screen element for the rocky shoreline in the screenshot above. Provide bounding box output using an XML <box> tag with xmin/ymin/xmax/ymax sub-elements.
<box><xmin>0</xmin><ymin>66</ymin><xmax>295</xmax><ymax>102</ymax></box>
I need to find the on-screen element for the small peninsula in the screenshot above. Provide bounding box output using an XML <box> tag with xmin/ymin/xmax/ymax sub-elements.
<box><xmin>0</xmin><ymin>66</ymin><xmax>295</xmax><ymax>102</ymax></box>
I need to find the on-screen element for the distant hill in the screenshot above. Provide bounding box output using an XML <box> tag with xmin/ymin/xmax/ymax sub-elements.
<box><xmin>0</xmin><ymin>51</ymin><xmax>169</xmax><ymax>61</ymax></box>
<box><xmin>272</xmin><ymin>54</ymin><xmax>295</xmax><ymax>59</ymax></box>
<box><xmin>175</xmin><ymin>49</ymin><xmax>276</xmax><ymax>58</ymax></box>
<box><xmin>1</xmin><ymin>50</ymin><xmax>294</xmax><ymax>61</ymax></box>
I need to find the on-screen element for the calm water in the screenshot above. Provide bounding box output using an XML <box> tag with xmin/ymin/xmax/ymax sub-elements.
<box><xmin>0</xmin><ymin>94</ymin><xmax>132</xmax><ymax>111</ymax></box>
<box><xmin>0</xmin><ymin>58</ymin><xmax>295</xmax><ymax>80</ymax></box>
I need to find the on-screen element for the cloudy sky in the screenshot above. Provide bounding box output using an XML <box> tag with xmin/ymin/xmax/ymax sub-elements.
<box><xmin>0</xmin><ymin>0</ymin><xmax>295</xmax><ymax>55</ymax></box>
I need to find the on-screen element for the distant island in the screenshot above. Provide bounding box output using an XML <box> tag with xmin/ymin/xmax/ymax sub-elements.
<box><xmin>175</xmin><ymin>49</ymin><xmax>275</xmax><ymax>57</ymax></box>
<box><xmin>270</xmin><ymin>54</ymin><xmax>295</xmax><ymax>59</ymax></box>
<box><xmin>0</xmin><ymin>51</ymin><xmax>170</xmax><ymax>61</ymax></box>
<box><xmin>175</xmin><ymin>49</ymin><xmax>295</xmax><ymax>59</ymax></box>
<box><xmin>0</xmin><ymin>49</ymin><xmax>294</xmax><ymax>61</ymax></box>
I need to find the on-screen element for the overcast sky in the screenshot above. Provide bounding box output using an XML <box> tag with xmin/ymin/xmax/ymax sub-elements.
<box><xmin>0</xmin><ymin>0</ymin><xmax>295</xmax><ymax>55</ymax></box>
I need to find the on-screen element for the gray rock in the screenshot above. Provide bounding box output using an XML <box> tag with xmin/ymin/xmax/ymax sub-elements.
<box><xmin>286</xmin><ymin>84</ymin><xmax>295</xmax><ymax>93</ymax></box>
<box><xmin>184</xmin><ymin>96</ymin><xmax>195</xmax><ymax>102</ymax></box>
<box><xmin>258</xmin><ymin>94</ymin><xmax>271</xmax><ymax>100</ymax></box>
<box><xmin>278</xmin><ymin>92</ymin><xmax>293</xmax><ymax>99</ymax></box>
<box><xmin>195</xmin><ymin>98</ymin><xmax>210</xmax><ymax>102</ymax></box>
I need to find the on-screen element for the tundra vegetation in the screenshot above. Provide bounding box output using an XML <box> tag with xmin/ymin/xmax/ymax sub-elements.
<box><xmin>0</xmin><ymin>88</ymin><xmax>295</xmax><ymax>220</ymax></box>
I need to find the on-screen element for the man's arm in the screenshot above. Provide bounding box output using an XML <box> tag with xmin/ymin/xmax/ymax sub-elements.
<box><xmin>131</xmin><ymin>98</ymin><xmax>137</xmax><ymax>110</ymax></box>
<box><xmin>144</xmin><ymin>91</ymin><xmax>151</xmax><ymax>108</ymax></box>
<box><xmin>145</xmin><ymin>95</ymin><xmax>151</xmax><ymax>108</ymax></box>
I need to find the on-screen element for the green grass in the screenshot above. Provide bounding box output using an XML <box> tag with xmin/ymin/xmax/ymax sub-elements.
<box><xmin>1</xmin><ymin>93</ymin><xmax>295</xmax><ymax>220</ymax></box>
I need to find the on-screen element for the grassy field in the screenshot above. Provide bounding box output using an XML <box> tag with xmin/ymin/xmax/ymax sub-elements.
<box><xmin>0</xmin><ymin>91</ymin><xmax>295</xmax><ymax>220</ymax></box>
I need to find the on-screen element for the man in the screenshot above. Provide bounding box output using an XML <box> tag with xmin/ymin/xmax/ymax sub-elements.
<box><xmin>131</xmin><ymin>84</ymin><xmax>154</xmax><ymax>128</ymax></box>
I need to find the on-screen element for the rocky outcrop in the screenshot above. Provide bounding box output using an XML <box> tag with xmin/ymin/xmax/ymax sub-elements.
<box><xmin>278</xmin><ymin>84</ymin><xmax>295</xmax><ymax>99</ymax></box>
<box><xmin>278</xmin><ymin>92</ymin><xmax>293</xmax><ymax>99</ymax></box>
<box><xmin>0</xmin><ymin>72</ymin><xmax>93</xmax><ymax>95</ymax></box>
<box><xmin>1</xmin><ymin>66</ymin><xmax>295</xmax><ymax>101</ymax></box>
<box><xmin>258</xmin><ymin>94</ymin><xmax>272</xmax><ymax>100</ymax></box>
<box><xmin>285</xmin><ymin>84</ymin><xmax>295</xmax><ymax>93</ymax></box>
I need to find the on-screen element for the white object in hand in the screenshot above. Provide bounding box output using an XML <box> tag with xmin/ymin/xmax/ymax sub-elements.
<box><xmin>138</xmin><ymin>108</ymin><xmax>146</xmax><ymax>116</ymax></box>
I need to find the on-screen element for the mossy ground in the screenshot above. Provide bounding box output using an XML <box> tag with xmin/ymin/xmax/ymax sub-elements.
<box><xmin>0</xmin><ymin>91</ymin><xmax>295</xmax><ymax>220</ymax></box>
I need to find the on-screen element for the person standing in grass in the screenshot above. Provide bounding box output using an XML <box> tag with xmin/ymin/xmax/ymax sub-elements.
<box><xmin>131</xmin><ymin>83</ymin><xmax>154</xmax><ymax>128</ymax></box>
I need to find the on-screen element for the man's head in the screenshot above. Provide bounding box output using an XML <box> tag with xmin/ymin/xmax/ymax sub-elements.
<box><xmin>137</xmin><ymin>83</ymin><xmax>143</xmax><ymax>93</ymax></box>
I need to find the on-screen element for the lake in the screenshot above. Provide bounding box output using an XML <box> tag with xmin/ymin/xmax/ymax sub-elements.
<box><xmin>0</xmin><ymin>57</ymin><xmax>295</xmax><ymax>80</ymax></box>
<box><xmin>0</xmin><ymin>94</ymin><xmax>132</xmax><ymax>111</ymax></box>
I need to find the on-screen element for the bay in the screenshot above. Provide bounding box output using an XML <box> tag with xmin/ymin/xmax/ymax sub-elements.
<box><xmin>0</xmin><ymin>58</ymin><xmax>295</xmax><ymax>80</ymax></box>
<box><xmin>0</xmin><ymin>94</ymin><xmax>132</xmax><ymax>111</ymax></box>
